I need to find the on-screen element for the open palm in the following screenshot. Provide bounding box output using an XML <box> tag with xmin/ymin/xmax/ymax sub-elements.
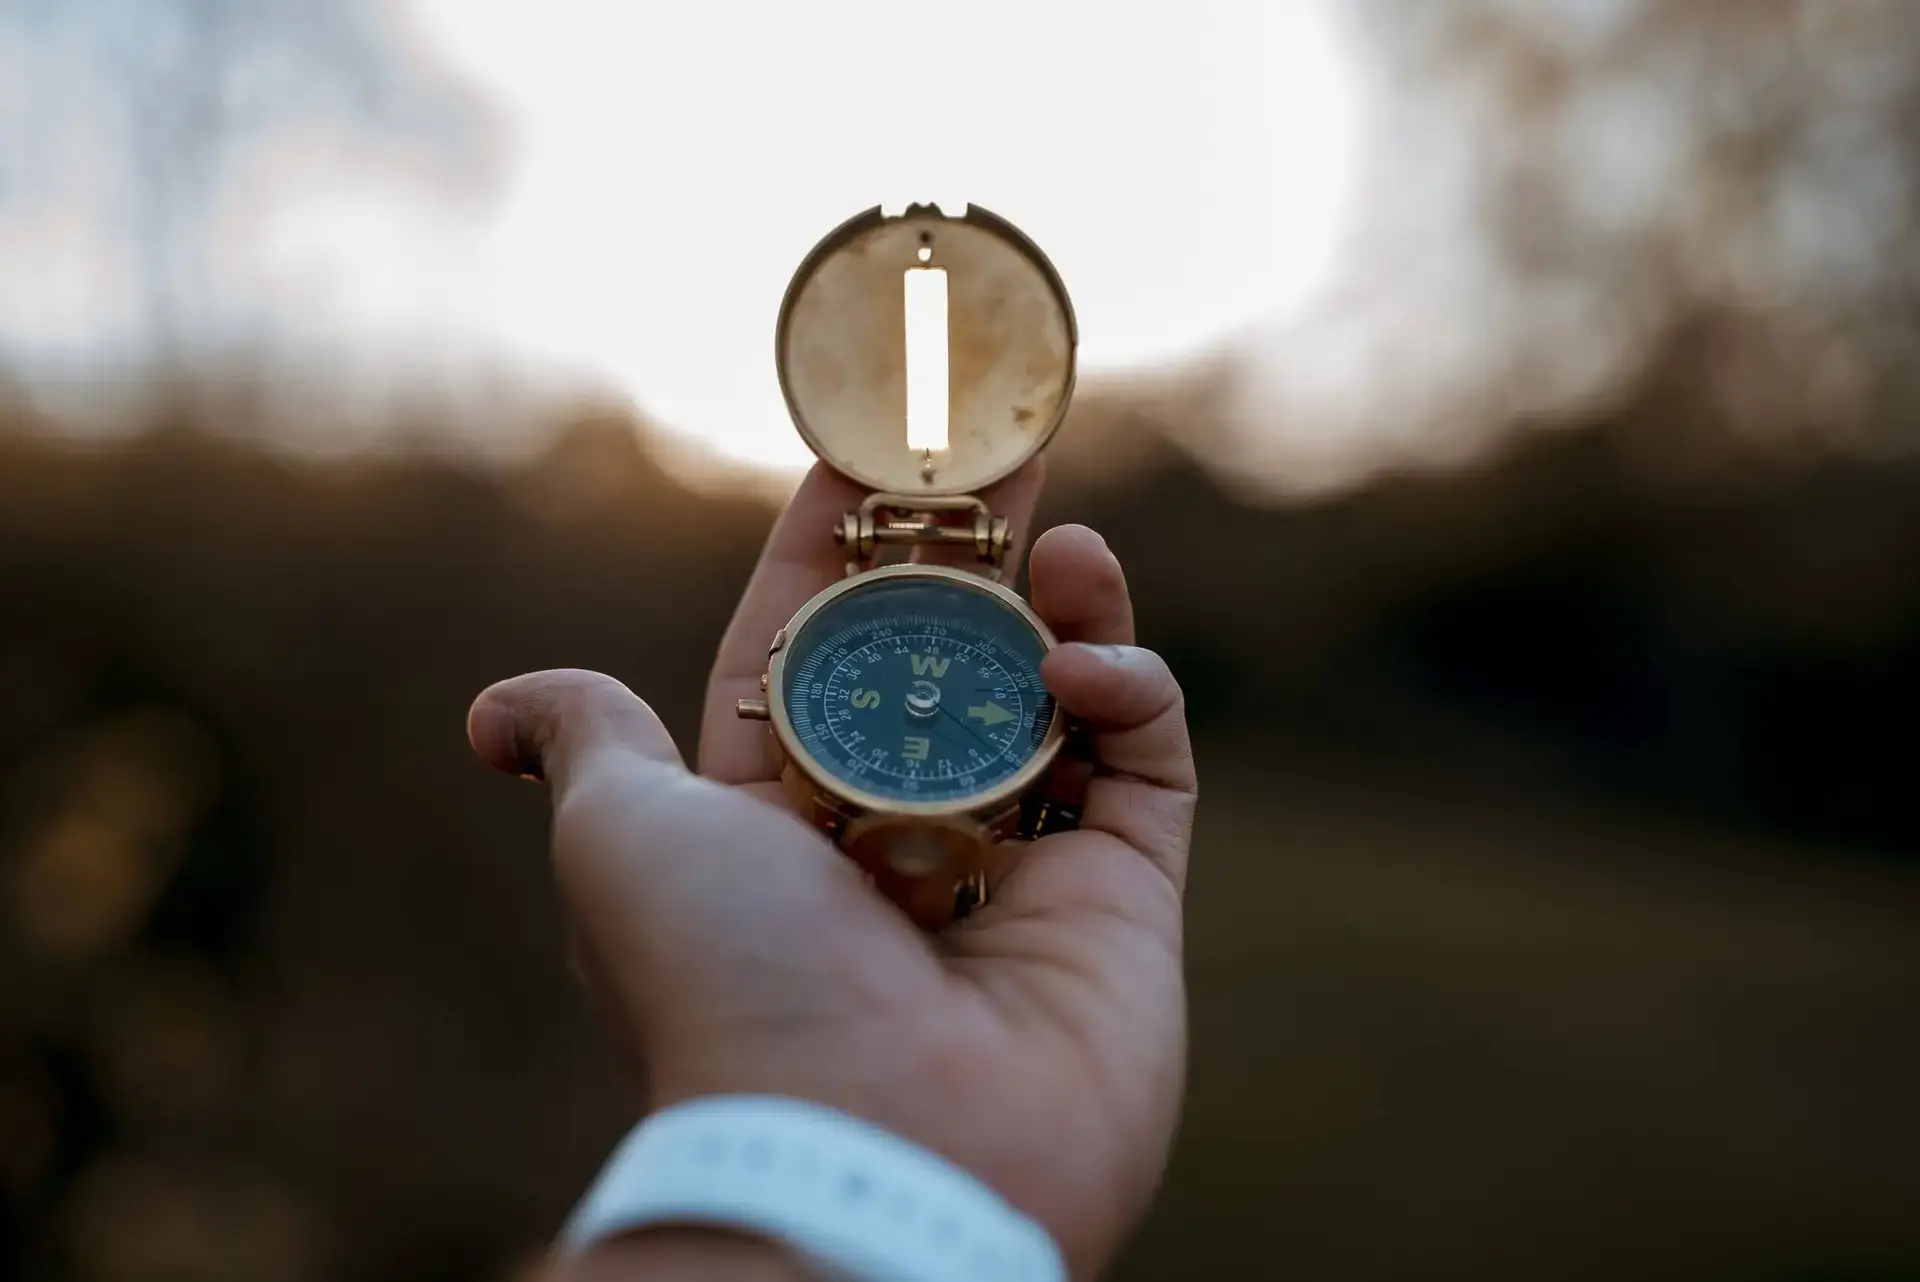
<box><xmin>467</xmin><ymin>457</ymin><xmax>1197</xmax><ymax>1279</ymax></box>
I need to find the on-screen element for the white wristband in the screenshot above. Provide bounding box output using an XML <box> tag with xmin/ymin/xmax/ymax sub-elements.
<box><xmin>557</xmin><ymin>1095</ymin><xmax>1067</xmax><ymax>1282</ymax></box>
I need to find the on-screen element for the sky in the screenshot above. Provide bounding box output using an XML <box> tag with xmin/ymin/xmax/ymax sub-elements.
<box><xmin>0</xmin><ymin>0</ymin><xmax>1366</xmax><ymax>479</ymax></box>
<box><xmin>403</xmin><ymin>0</ymin><xmax>1366</xmax><ymax>473</ymax></box>
<box><xmin>0</xmin><ymin>0</ymin><xmax>1907</xmax><ymax>495</ymax></box>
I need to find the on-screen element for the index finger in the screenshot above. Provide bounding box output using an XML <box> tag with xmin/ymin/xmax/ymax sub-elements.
<box><xmin>698</xmin><ymin>458</ymin><xmax>1048</xmax><ymax>783</ymax></box>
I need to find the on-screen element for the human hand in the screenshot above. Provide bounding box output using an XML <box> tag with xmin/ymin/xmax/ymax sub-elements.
<box><xmin>466</xmin><ymin>459</ymin><xmax>1197</xmax><ymax>1280</ymax></box>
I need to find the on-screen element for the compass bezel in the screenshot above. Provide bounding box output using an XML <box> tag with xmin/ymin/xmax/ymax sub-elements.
<box><xmin>768</xmin><ymin>563</ymin><xmax>1066</xmax><ymax>819</ymax></box>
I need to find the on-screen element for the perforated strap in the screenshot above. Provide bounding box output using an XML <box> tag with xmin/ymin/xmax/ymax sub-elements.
<box><xmin>559</xmin><ymin>1096</ymin><xmax>1067</xmax><ymax>1282</ymax></box>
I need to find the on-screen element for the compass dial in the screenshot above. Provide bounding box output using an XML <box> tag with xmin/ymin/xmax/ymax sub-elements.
<box><xmin>780</xmin><ymin>573</ymin><xmax>1056</xmax><ymax>806</ymax></box>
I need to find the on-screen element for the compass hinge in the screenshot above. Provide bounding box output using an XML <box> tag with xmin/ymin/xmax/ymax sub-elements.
<box><xmin>837</xmin><ymin>493</ymin><xmax>1009</xmax><ymax>579</ymax></box>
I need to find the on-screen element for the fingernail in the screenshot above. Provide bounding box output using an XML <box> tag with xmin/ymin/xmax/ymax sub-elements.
<box><xmin>1083</xmin><ymin>643</ymin><xmax>1140</xmax><ymax>666</ymax></box>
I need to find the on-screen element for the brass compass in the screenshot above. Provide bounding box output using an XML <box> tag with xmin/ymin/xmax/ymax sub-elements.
<box><xmin>735</xmin><ymin>204</ymin><xmax>1082</xmax><ymax>929</ymax></box>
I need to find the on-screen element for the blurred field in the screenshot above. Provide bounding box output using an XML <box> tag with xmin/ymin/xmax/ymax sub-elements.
<box><xmin>2</xmin><ymin>358</ymin><xmax>1917</xmax><ymax>1279</ymax></box>
<box><xmin>1169</xmin><ymin>747</ymin><xmax>1920</xmax><ymax>1281</ymax></box>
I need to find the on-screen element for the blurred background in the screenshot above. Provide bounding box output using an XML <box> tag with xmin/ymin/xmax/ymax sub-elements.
<box><xmin>3</xmin><ymin>1</ymin><xmax>1919</xmax><ymax>1278</ymax></box>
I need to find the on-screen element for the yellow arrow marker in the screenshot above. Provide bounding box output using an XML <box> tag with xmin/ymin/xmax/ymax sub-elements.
<box><xmin>967</xmin><ymin>702</ymin><xmax>1014</xmax><ymax>726</ymax></box>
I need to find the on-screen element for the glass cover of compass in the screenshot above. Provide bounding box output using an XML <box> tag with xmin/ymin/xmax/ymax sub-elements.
<box><xmin>776</xmin><ymin>569</ymin><xmax>1059</xmax><ymax>809</ymax></box>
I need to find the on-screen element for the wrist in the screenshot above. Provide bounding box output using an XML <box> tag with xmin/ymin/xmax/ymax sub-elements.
<box><xmin>553</xmin><ymin>1227</ymin><xmax>810</xmax><ymax>1282</ymax></box>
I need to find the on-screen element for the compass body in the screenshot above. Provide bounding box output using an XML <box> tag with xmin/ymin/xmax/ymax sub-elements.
<box><xmin>740</xmin><ymin>202</ymin><xmax>1079</xmax><ymax>929</ymax></box>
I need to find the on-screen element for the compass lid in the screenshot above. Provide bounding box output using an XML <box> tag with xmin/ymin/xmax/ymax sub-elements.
<box><xmin>775</xmin><ymin>204</ymin><xmax>1078</xmax><ymax>497</ymax></box>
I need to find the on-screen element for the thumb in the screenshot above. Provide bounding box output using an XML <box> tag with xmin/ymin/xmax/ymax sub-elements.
<box><xmin>466</xmin><ymin>669</ymin><xmax>910</xmax><ymax>1054</ymax></box>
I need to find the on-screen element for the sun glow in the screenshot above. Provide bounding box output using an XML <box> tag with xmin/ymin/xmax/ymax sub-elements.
<box><xmin>903</xmin><ymin>264</ymin><xmax>950</xmax><ymax>455</ymax></box>
<box><xmin>400</xmin><ymin>0</ymin><xmax>1365</xmax><ymax>474</ymax></box>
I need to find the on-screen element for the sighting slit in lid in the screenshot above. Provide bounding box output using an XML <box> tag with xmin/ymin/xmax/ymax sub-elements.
<box><xmin>775</xmin><ymin>204</ymin><xmax>1078</xmax><ymax>496</ymax></box>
